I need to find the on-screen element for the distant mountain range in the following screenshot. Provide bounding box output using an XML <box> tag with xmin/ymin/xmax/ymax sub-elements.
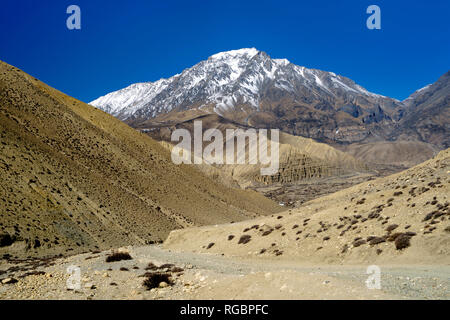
<box><xmin>90</xmin><ymin>49</ymin><xmax>449</xmax><ymax>168</ymax></box>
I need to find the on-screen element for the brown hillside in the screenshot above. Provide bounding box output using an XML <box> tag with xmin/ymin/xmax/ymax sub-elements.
<box><xmin>143</xmin><ymin>114</ymin><xmax>368</xmax><ymax>188</ymax></box>
<box><xmin>165</xmin><ymin>149</ymin><xmax>450</xmax><ymax>265</ymax></box>
<box><xmin>0</xmin><ymin>61</ymin><xmax>282</xmax><ymax>259</ymax></box>
<box><xmin>338</xmin><ymin>140</ymin><xmax>438</xmax><ymax>168</ymax></box>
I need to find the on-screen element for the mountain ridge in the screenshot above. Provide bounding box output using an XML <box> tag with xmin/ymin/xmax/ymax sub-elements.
<box><xmin>90</xmin><ymin>48</ymin><xmax>399</xmax><ymax>124</ymax></box>
<box><xmin>90</xmin><ymin>48</ymin><xmax>448</xmax><ymax>152</ymax></box>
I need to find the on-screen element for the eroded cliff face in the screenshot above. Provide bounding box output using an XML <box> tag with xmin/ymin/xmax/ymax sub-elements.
<box><xmin>152</xmin><ymin>116</ymin><xmax>368</xmax><ymax>188</ymax></box>
<box><xmin>253</xmin><ymin>155</ymin><xmax>336</xmax><ymax>185</ymax></box>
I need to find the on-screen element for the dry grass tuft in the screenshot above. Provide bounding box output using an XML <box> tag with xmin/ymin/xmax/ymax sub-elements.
<box><xmin>142</xmin><ymin>273</ymin><xmax>173</xmax><ymax>290</ymax></box>
<box><xmin>105</xmin><ymin>251</ymin><xmax>132</xmax><ymax>263</ymax></box>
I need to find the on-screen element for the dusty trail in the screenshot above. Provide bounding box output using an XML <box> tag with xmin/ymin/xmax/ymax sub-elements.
<box><xmin>1</xmin><ymin>245</ymin><xmax>448</xmax><ymax>300</ymax></box>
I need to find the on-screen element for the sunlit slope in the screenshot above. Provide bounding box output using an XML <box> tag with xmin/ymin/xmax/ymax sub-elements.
<box><xmin>0</xmin><ymin>61</ymin><xmax>282</xmax><ymax>258</ymax></box>
<box><xmin>165</xmin><ymin>149</ymin><xmax>450</xmax><ymax>264</ymax></box>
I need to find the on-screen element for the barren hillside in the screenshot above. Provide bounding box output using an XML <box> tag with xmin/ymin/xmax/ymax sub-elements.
<box><xmin>0</xmin><ymin>61</ymin><xmax>282</xmax><ymax>259</ymax></box>
<box><xmin>148</xmin><ymin>114</ymin><xmax>368</xmax><ymax>188</ymax></box>
<box><xmin>165</xmin><ymin>149</ymin><xmax>450</xmax><ymax>265</ymax></box>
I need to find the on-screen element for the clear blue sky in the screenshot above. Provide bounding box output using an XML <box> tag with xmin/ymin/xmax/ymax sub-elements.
<box><xmin>0</xmin><ymin>0</ymin><xmax>448</xmax><ymax>102</ymax></box>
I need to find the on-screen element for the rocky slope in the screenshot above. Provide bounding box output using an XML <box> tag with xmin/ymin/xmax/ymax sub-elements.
<box><xmin>148</xmin><ymin>114</ymin><xmax>368</xmax><ymax>188</ymax></box>
<box><xmin>395</xmin><ymin>71</ymin><xmax>450</xmax><ymax>149</ymax></box>
<box><xmin>0</xmin><ymin>61</ymin><xmax>282</xmax><ymax>259</ymax></box>
<box><xmin>165</xmin><ymin>149</ymin><xmax>450</xmax><ymax>265</ymax></box>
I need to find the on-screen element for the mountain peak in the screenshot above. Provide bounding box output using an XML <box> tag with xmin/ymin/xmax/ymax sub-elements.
<box><xmin>90</xmin><ymin>49</ymin><xmax>394</xmax><ymax>122</ymax></box>
<box><xmin>209</xmin><ymin>48</ymin><xmax>260</xmax><ymax>60</ymax></box>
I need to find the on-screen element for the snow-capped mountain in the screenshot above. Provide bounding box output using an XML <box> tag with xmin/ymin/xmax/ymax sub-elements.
<box><xmin>90</xmin><ymin>48</ymin><xmax>399</xmax><ymax>122</ymax></box>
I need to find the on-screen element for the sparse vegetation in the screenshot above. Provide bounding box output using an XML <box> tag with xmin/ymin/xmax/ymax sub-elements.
<box><xmin>261</xmin><ymin>229</ymin><xmax>273</xmax><ymax>236</ymax></box>
<box><xmin>142</xmin><ymin>272</ymin><xmax>173</xmax><ymax>290</ymax></box>
<box><xmin>0</xmin><ymin>233</ymin><xmax>14</xmax><ymax>247</ymax></box>
<box><xmin>395</xmin><ymin>234</ymin><xmax>411</xmax><ymax>250</ymax></box>
<box><xmin>386</xmin><ymin>224</ymin><xmax>399</xmax><ymax>232</ymax></box>
<box><xmin>387</xmin><ymin>232</ymin><xmax>403</xmax><ymax>242</ymax></box>
<box><xmin>238</xmin><ymin>235</ymin><xmax>251</xmax><ymax>244</ymax></box>
<box><xmin>159</xmin><ymin>264</ymin><xmax>175</xmax><ymax>269</ymax></box>
<box><xmin>105</xmin><ymin>251</ymin><xmax>132</xmax><ymax>263</ymax></box>
<box><xmin>341</xmin><ymin>244</ymin><xmax>349</xmax><ymax>253</ymax></box>
<box><xmin>353</xmin><ymin>239</ymin><xmax>366</xmax><ymax>247</ymax></box>
<box><xmin>146</xmin><ymin>262</ymin><xmax>158</xmax><ymax>270</ymax></box>
<box><xmin>368</xmin><ymin>236</ymin><xmax>386</xmax><ymax>245</ymax></box>
<box><xmin>171</xmin><ymin>266</ymin><xmax>184</xmax><ymax>273</ymax></box>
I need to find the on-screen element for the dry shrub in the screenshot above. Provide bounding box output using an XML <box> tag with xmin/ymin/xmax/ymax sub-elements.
<box><xmin>368</xmin><ymin>237</ymin><xmax>386</xmax><ymax>245</ymax></box>
<box><xmin>353</xmin><ymin>239</ymin><xmax>366</xmax><ymax>247</ymax></box>
<box><xmin>105</xmin><ymin>251</ymin><xmax>132</xmax><ymax>263</ymax></box>
<box><xmin>387</xmin><ymin>232</ymin><xmax>403</xmax><ymax>242</ymax></box>
<box><xmin>386</xmin><ymin>224</ymin><xmax>399</xmax><ymax>232</ymax></box>
<box><xmin>18</xmin><ymin>271</ymin><xmax>46</xmax><ymax>278</ymax></box>
<box><xmin>0</xmin><ymin>233</ymin><xmax>14</xmax><ymax>247</ymax></box>
<box><xmin>238</xmin><ymin>235</ymin><xmax>251</xmax><ymax>244</ymax></box>
<box><xmin>395</xmin><ymin>234</ymin><xmax>411</xmax><ymax>250</ymax></box>
<box><xmin>145</xmin><ymin>262</ymin><xmax>158</xmax><ymax>270</ymax></box>
<box><xmin>142</xmin><ymin>273</ymin><xmax>173</xmax><ymax>290</ymax></box>
<box><xmin>171</xmin><ymin>267</ymin><xmax>184</xmax><ymax>273</ymax></box>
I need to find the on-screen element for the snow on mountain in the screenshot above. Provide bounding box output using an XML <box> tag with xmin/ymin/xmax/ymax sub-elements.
<box><xmin>90</xmin><ymin>48</ymin><xmax>388</xmax><ymax>120</ymax></box>
<box><xmin>402</xmin><ymin>83</ymin><xmax>432</xmax><ymax>105</ymax></box>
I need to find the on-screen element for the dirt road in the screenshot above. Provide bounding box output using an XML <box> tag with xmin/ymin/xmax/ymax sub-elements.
<box><xmin>0</xmin><ymin>245</ymin><xmax>448</xmax><ymax>300</ymax></box>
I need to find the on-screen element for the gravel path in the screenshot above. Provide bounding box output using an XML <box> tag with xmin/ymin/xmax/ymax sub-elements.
<box><xmin>136</xmin><ymin>246</ymin><xmax>450</xmax><ymax>299</ymax></box>
<box><xmin>1</xmin><ymin>245</ymin><xmax>448</xmax><ymax>300</ymax></box>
